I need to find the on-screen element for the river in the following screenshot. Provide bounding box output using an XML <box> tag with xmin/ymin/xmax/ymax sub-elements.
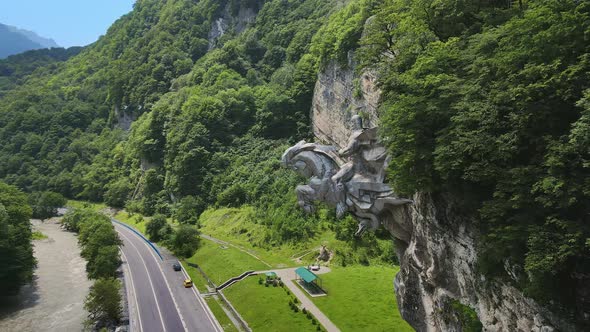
<box><xmin>0</xmin><ymin>218</ymin><xmax>91</xmax><ymax>332</ymax></box>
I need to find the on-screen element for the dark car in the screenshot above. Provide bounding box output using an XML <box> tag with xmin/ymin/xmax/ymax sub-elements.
<box><xmin>173</xmin><ymin>262</ymin><xmax>182</xmax><ymax>271</ymax></box>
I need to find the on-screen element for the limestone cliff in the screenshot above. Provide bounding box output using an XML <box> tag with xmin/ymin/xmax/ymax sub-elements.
<box><xmin>208</xmin><ymin>3</ymin><xmax>257</xmax><ymax>50</ymax></box>
<box><xmin>309</xmin><ymin>55</ymin><xmax>575</xmax><ymax>332</ymax></box>
<box><xmin>311</xmin><ymin>52</ymin><xmax>380</xmax><ymax>148</ymax></box>
<box><xmin>390</xmin><ymin>193</ymin><xmax>573</xmax><ymax>331</ymax></box>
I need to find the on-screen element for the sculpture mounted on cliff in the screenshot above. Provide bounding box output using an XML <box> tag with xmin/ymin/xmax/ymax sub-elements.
<box><xmin>281</xmin><ymin>115</ymin><xmax>412</xmax><ymax>236</ymax></box>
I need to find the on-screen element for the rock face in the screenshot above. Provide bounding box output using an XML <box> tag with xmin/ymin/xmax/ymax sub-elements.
<box><xmin>391</xmin><ymin>193</ymin><xmax>573</xmax><ymax>332</ymax></box>
<box><xmin>208</xmin><ymin>4</ymin><xmax>257</xmax><ymax>49</ymax></box>
<box><xmin>311</xmin><ymin>53</ymin><xmax>380</xmax><ymax>148</ymax></box>
<box><xmin>113</xmin><ymin>105</ymin><xmax>136</xmax><ymax>131</ymax></box>
<box><xmin>303</xmin><ymin>55</ymin><xmax>575</xmax><ymax>332</ymax></box>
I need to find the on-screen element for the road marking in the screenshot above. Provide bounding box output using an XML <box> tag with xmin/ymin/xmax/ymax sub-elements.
<box><xmin>117</xmin><ymin>228</ymin><xmax>167</xmax><ymax>332</ymax></box>
<box><xmin>180</xmin><ymin>264</ymin><xmax>224</xmax><ymax>332</ymax></box>
<box><xmin>128</xmin><ymin>228</ymin><xmax>189</xmax><ymax>332</ymax></box>
<box><xmin>120</xmin><ymin>249</ymin><xmax>143</xmax><ymax>332</ymax></box>
<box><xmin>114</xmin><ymin>221</ymin><xmax>223</xmax><ymax>332</ymax></box>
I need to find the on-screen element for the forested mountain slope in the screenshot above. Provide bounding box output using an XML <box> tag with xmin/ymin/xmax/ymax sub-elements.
<box><xmin>0</xmin><ymin>47</ymin><xmax>82</xmax><ymax>96</ymax></box>
<box><xmin>0</xmin><ymin>0</ymin><xmax>588</xmax><ymax>330</ymax></box>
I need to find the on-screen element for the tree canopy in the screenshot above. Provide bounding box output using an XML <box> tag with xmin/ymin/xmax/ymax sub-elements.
<box><xmin>0</xmin><ymin>181</ymin><xmax>34</xmax><ymax>295</ymax></box>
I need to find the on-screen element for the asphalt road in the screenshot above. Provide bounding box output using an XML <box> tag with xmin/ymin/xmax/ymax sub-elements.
<box><xmin>114</xmin><ymin>222</ymin><xmax>223</xmax><ymax>332</ymax></box>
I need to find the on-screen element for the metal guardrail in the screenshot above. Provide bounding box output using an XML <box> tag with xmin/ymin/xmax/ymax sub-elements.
<box><xmin>111</xmin><ymin>218</ymin><xmax>163</xmax><ymax>260</ymax></box>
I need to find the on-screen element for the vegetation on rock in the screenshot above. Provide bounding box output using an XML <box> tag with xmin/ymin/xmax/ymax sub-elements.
<box><xmin>360</xmin><ymin>0</ymin><xmax>590</xmax><ymax>322</ymax></box>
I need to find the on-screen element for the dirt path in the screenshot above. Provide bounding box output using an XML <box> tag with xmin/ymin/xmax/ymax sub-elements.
<box><xmin>0</xmin><ymin>219</ymin><xmax>91</xmax><ymax>332</ymax></box>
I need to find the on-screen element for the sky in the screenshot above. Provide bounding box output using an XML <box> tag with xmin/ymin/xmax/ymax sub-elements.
<box><xmin>0</xmin><ymin>0</ymin><xmax>136</xmax><ymax>47</ymax></box>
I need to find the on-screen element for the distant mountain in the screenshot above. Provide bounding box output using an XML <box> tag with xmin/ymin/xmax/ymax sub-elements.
<box><xmin>0</xmin><ymin>23</ymin><xmax>59</xmax><ymax>58</ymax></box>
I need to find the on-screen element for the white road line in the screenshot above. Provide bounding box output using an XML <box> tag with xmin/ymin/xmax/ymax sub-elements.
<box><xmin>120</xmin><ymin>249</ymin><xmax>143</xmax><ymax>332</ymax></box>
<box><xmin>180</xmin><ymin>264</ymin><xmax>224</xmax><ymax>332</ymax></box>
<box><xmin>114</xmin><ymin>221</ymin><xmax>222</xmax><ymax>332</ymax></box>
<box><xmin>128</xmin><ymin>228</ymin><xmax>189</xmax><ymax>332</ymax></box>
<box><xmin>117</xmin><ymin>229</ymin><xmax>167</xmax><ymax>332</ymax></box>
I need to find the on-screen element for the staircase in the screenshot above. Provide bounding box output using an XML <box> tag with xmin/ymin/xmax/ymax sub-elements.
<box><xmin>216</xmin><ymin>271</ymin><xmax>256</xmax><ymax>291</ymax></box>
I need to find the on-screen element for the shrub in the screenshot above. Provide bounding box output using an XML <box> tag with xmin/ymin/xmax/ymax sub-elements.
<box><xmin>145</xmin><ymin>214</ymin><xmax>169</xmax><ymax>242</ymax></box>
<box><xmin>29</xmin><ymin>191</ymin><xmax>67</xmax><ymax>219</ymax></box>
<box><xmin>84</xmin><ymin>278</ymin><xmax>122</xmax><ymax>324</ymax></box>
<box><xmin>169</xmin><ymin>225</ymin><xmax>200</xmax><ymax>258</ymax></box>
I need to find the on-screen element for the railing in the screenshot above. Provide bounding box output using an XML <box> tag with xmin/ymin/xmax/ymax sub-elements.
<box><xmin>216</xmin><ymin>270</ymin><xmax>256</xmax><ymax>290</ymax></box>
<box><xmin>111</xmin><ymin>218</ymin><xmax>163</xmax><ymax>260</ymax></box>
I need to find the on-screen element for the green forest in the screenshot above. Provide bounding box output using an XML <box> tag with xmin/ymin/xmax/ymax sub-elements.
<box><xmin>0</xmin><ymin>0</ymin><xmax>588</xmax><ymax>328</ymax></box>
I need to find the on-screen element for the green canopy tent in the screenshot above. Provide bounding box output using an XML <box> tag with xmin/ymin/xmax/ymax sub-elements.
<box><xmin>295</xmin><ymin>267</ymin><xmax>322</xmax><ymax>288</ymax></box>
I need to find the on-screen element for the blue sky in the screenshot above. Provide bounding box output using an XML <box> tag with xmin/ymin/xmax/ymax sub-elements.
<box><xmin>0</xmin><ymin>0</ymin><xmax>135</xmax><ymax>47</ymax></box>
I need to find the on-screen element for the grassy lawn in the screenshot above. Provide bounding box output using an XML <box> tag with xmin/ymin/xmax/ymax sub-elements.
<box><xmin>309</xmin><ymin>266</ymin><xmax>413</xmax><ymax>332</ymax></box>
<box><xmin>199</xmin><ymin>207</ymin><xmax>340</xmax><ymax>268</ymax></box>
<box><xmin>186</xmin><ymin>238</ymin><xmax>269</xmax><ymax>285</ymax></box>
<box><xmin>223</xmin><ymin>277</ymin><xmax>318</xmax><ymax>332</ymax></box>
<box><xmin>205</xmin><ymin>296</ymin><xmax>239</xmax><ymax>332</ymax></box>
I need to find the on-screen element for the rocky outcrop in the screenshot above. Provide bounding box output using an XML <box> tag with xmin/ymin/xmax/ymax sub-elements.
<box><xmin>306</xmin><ymin>52</ymin><xmax>575</xmax><ymax>332</ymax></box>
<box><xmin>390</xmin><ymin>193</ymin><xmax>573</xmax><ymax>332</ymax></box>
<box><xmin>317</xmin><ymin>245</ymin><xmax>331</xmax><ymax>262</ymax></box>
<box><xmin>113</xmin><ymin>105</ymin><xmax>136</xmax><ymax>131</ymax></box>
<box><xmin>311</xmin><ymin>53</ymin><xmax>380</xmax><ymax>148</ymax></box>
<box><xmin>208</xmin><ymin>4</ymin><xmax>257</xmax><ymax>49</ymax></box>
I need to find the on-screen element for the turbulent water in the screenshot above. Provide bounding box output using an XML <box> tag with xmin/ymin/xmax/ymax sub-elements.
<box><xmin>0</xmin><ymin>219</ymin><xmax>91</xmax><ymax>332</ymax></box>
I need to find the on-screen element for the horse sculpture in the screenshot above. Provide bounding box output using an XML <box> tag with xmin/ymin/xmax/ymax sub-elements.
<box><xmin>281</xmin><ymin>116</ymin><xmax>412</xmax><ymax>236</ymax></box>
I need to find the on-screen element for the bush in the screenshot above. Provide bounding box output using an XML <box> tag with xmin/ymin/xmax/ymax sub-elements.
<box><xmin>145</xmin><ymin>214</ymin><xmax>169</xmax><ymax>242</ymax></box>
<box><xmin>451</xmin><ymin>300</ymin><xmax>482</xmax><ymax>332</ymax></box>
<box><xmin>29</xmin><ymin>191</ymin><xmax>66</xmax><ymax>219</ymax></box>
<box><xmin>84</xmin><ymin>278</ymin><xmax>122</xmax><ymax>324</ymax></box>
<box><xmin>77</xmin><ymin>211</ymin><xmax>122</xmax><ymax>279</ymax></box>
<box><xmin>174</xmin><ymin>195</ymin><xmax>204</xmax><ymax>224</ymax></box>
<box><xmin>169</xmin><ymin>225</ymin><xmax>200</xmax><ymax>258</ymax></box>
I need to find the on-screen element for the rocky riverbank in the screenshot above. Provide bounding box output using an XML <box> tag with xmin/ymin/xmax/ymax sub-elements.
<box><xmin>0</xmin><ymin>218</ymin><xmax>91</xmax><ymax>332</ymax></box>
